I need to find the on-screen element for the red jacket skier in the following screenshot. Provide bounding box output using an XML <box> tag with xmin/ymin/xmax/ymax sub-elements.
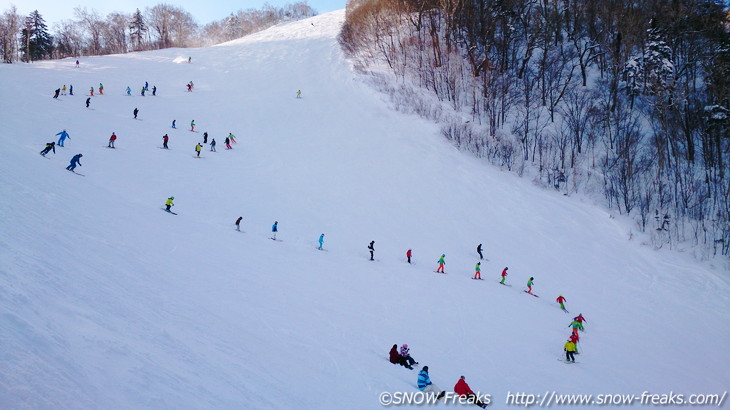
<box><xmin>556</xmin><ymin>295</ymin><xmax>567</xmax><ymax>310</ymax></box>
<box><xmin>574</xmin><ymin>314</ymin><xmax>586</xmax><ymax>324</ymax></box>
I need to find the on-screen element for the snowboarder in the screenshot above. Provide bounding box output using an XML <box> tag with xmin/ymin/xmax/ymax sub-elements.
<box><xmin>271</xmin><ymin>221</ymin><xmax>279</xmax><ymax>240</ymax></box>
<box><xmin>436</xmin><ymin>254</ymin><xmax>446</xmax><ymax>273</ymax></box>
<box><xmin>210</xmin><ymin>138</ymin><xmax>216</xmax><ymax>152</ymax></box>
<box><xmin>400</xmin><ymin>344</ymin><xmax>418</xmax><ymax>367</ymax></box>
<box><xmin>318</xmin><ymin>234</ymin><xmax>324</xmax><ymax>250</ymax></box>
<box><xmin>473</xmin><ymin>262</ymin><xmax>481</xmax><ymax>279</ymax></box>
<box><xmin>162</xmin><ymin>134</ymin><xmax>169</xmax><ymax>149</ymax></box>
<box><xmin>526</xmin><ymin>277</ymin><xmax>535</xmax><ymax>294</ymax></box>
<box><xmin>417</xmin><ymin>366</ymin><xmax>445</xmax><ymax>398</ymax></box>
<box><xmin>61</xmin><ymin>85</ymin><xmax>66</xmax><ymax>95</ymax></box>
<box><xmin>133</xmin><ymin>108</ymin><xmax>139</xmax><ymax>119</ymax></box>
<box><xmin>108</xmin><ymin>132</ymin><xmax>117</xmax><ymax>148</ymax></box>
<box><xmin>152</xmin><ymin>85</ymin><xmax>156</xmax><ymax>96</ymax></box>
<box><xmin>186</xmin><ymin>83</ymin><xmax>192</xmax><ymax>92</ymax></box>
<box><xmin>406</xmin><ymin>249</ymin><xmax>412</xmax><ymax>263</ymax></box>
<box><xmin>85</xmin><ymin>97</ymin><xmax>91</xmax><ymax>108</ymax></box>
<box><xmin>228</xmin><ymin>132</ymin><xmax>237</xmax><ymax>143</ymax></box>
<box><xmin>195</xmin><ymin>143</ymin><xmax>202</xmax><ymax>157</ymax></box>
<box><xmin>296</xmin><ymin>90</ymin><xmax>301</xmax><ymax>99</ymax></box>
<box><xmin>89</xmin><ymin>86</ymin><xmax>94</xmax><ymax>96</ymax></box>
<box><xmin>556</xmin><ymin>295</ymin><xmax>567</xmax><ymax>311</ymax></box>
<box><xmin>477</xmin><ymin>243</ymin><xmax>483</xmax><ymax>260</ymax></box>
<box><xmin>225</xmin><ymin>136</ymin><xmax>232</xmax><ymax>149</ymax></box>
<box><xmin>203</xmin><ymin>132</ymin><xmax>208</xmax><ymax>144</ymax></box>
<box><xmin>454</xmin><ymin>376</ymin><xmax>487</xmax><ymax>408</ymax></box>
<box><xmin>66</xmin><ymin>153</ymin><xmax>82</xmax><ymax>171</ymax></box>
<box><xmin>500</xmin><ymin>267</ymin><xmax>508</xmax><ymax>284</ymax></box>
<box><xmin>368</xmin><ymin>241</ymin><xmax>375</xmax><ymax>260</ymax></box>
<box><xmin>564</xmin><ymin>339</ymin><xmax>577</xmax><ymax>362</ymax></box>
<box><xmin>69</xmin><ymin>85</ymin><xmax>73</xmax><ymax>95</ymax></box>
<box><xmin>165</xmin><ymin>196</ymin><xmax>174</xmax><ymax>212</ymax></box>
<box><xmin>53</xmin><ymin>88</ymin><xmax>60</xmax><ymax>99</ymax></box>
<box><xmin>98</xmin><ymin>83</ymin><xmax>104</xmax><ymax>95</ymax></box>
<box><xmin>190</xmin><ymin>120</ymin><xmax>195</xmax><ymax>131</ymax></box>
<box><xmin>141</xmin><ymin>87</ymin><xmax>145</xmax><ymax>96</ymax></box>
<box><xmin>569</xmin><ymin>319</ymin><xmax>584</xmax><ymax>336</ymax></box>
<box><xmin>40</xmin><ymin>142</ymin><xmax>56</xmax><ymax>156</ymax></box>
<box><xmin>56</xmin><ymin>129</ymin><xmax>70</xmax><ymax>147</ymax></box>
<box><xmin>235</xmin><ymin>216</ymin><xmax>243</xmax><ymax>231</ymax></box>
<box><xmin>389</xmin><ymin>344</ymin><xmax>412</xmax><ymax>369</ymax></box>
<box><xmin>126</xmin><ymin>86</ymin><xmax>131</xmax><ymax>96</ymax></box>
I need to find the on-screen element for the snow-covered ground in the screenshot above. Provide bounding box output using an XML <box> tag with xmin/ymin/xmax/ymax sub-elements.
<box><xmin>0</xmin><ymin>10</ymin><xmax>728</xmax><ymax>409</ymax></box>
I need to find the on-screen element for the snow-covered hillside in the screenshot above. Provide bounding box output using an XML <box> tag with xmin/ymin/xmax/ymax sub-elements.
<box><xmin>0</xmin><ymin>10</ymin><xmax>728</xmax><ymax>409</ymax></box>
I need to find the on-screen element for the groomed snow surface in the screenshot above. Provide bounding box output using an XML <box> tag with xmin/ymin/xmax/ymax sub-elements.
<box><xmin>1</xmin><ymin>10</ymin><xmax>728</xmax><ymax>409</ymax></box>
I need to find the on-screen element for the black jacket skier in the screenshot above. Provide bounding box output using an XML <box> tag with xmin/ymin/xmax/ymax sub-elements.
<box><xmin>40</xmin><ymin>142</ymin><xmax>56</xmax><ymax>156</ymax></box>
<box><xmin>368</xmin><ymin>241</ymin><xmax>375</xmax><ymax>260</ymax></box>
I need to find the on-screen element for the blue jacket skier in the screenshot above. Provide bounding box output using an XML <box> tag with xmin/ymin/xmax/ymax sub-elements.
<box><xmin>56</xmin><ymin>130</ymin><xmax>70</xmax><ymax>147</ymax></box>
<box><xmin>66</xmin><ymin>153</ymin><xmax>82</xmax><ymax>171</ymax></box>
<box><xmin>271</xmin><ymin>221</ymin><xmax>279</xmax><ymax>240</ymax></box>
<box><xmin>318</xmin><ymin>234</ymin><xmax>324</xmax><ymax>249</ymax></box>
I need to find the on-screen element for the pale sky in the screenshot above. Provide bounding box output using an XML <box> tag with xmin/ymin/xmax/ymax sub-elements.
<box><xmin>2</xmin><ymin>0</ymin><xmax>346</xmax><ymax>28</ymax></box>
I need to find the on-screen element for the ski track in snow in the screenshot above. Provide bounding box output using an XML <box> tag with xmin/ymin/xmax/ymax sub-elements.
<box><xmin>0</xmin><ymin>9</ymin><xmax>728</xmax><ymax>409</ymax></box>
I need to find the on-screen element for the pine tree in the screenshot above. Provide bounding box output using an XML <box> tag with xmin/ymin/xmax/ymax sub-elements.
<box><xmin>129</xmin><ymin>8</ymin><xmax>147</xmax><ymax>50</ymax></box>
<box><xmin>20</xmin><ymin>10</ymin><xmax>52</xmax><ymax>62</ymax></box>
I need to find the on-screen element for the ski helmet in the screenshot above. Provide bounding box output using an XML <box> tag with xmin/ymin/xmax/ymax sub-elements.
<box><xmin>402</xmin><ymin>344</ymin><xmax>408</xmax><ymax>348</ymax></box>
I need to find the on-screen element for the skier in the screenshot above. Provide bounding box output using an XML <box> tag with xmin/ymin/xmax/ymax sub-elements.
<box><xmin>40</xmin><ymin>142</ymin><xmax>56</xmax><ymax>156</ymax></box>
<box><xmin>417</xmin><ymin>366</ymin><xmax>445</xmax><ymax>398</ymax></box>
<box><xmin>144</xmin><ymin>81</ymin><xmax>148</xmax><ymax>91</ymax></box>
<box><xmin>98</xmin><ymin>83</ymin><xmax>104</xmax><ymax>95</ymax></box>
<box><xmin>61</xmin><ymin>85</ymin><xmax>66</xmax><ymax>95</ymax></box>
<box><xmin>75</xmin><ymin>59</ymin><xmax>79</xmax><ymax>68</ymax></box>
<box><xmin>186</xmin><ymin>83</ymin><xmax>192</xmax><ymax>92</ymax></box>
<box><xmin>454</xmin><ymin>376</ymin><xmax>487</xmax><ymax>408</ymax></box>
<box><xmin>171</xmin><ymin>120</ymin><xmax>176</xmax><ymax>129</ymax></box>
<box><xmin>569</xmin><ymin>319</ymin><xmax>584</xmax><ymax>336</ymax></box>
<box><xmin>224</xmin><ymin>136</ymin><xmax>232</xmax><ymax>150</ymax></box>
<box><xmin>152</xmin><ymin>86</ymin><xmax>156</xmax><ymax>96</ymax></box>
<box><xmin>126</xmin><ymin>86</ymin><xmax>131</xmax><ymax>96</ymax></box>
<box><xmin>189</xmin><ymin>80</ymin><xmax>194</xmax><ymax>89</ymax></box>
<box><xmin>188</xmin><ymin>56</ymin><xmax>191</xmax><ymax>63</ymax></box>
<box><xmin>228</xmin><ymin>132</ymin><xmax>237</xmax><ymax>143</ymax></box>
<box><xmin>574</xmin><ymin>313</ymin><xmax>586</xmax><ymax>325</ymax></box>
<box><xmin>569</xmin><ymin>332</ymin><xmax>580</xmax><ymax>344</ymax></box>
<box><xmin>53</xmin><ymin>88</ymin><xmax>60</xmax><ymax>99</ymax></box>
<box><xmin>69</xmin><ymin>85</ymin><xmax>73</xmax><ymax>95</ymax></box>
<box><xmin>271</xmin><ymin>221</ymin><xmax>278</xmax><ymax>240</ymax></box>
<box><xmin>162</xmin><ymin>134</ymin><xmax>169</xmax><ymax>149</ymax></box>
<box><xmin>195</xmin><ymin>143</ymin><xmax>202</xmax><ymax>157</ymax></box>
<box><xmin>526</xmin><ymin>277</ymin><xmax>535</xmax><ymax>294</ymax></box>
<box><xmin>389</xmin><ymin>344</ymin><xmax>412</xmax><ymax>370</ymax></box>
<box><xmin>141</xmin><ymin>87</ymin><xmax>145</xmax><ymax>96</ymax></box>
<box><xmin>368</xmin><ymin>241</ymin><xmax>375</xmax><ymax>260</ymax></box>
<box><xmin>133</xmin><ymin>108</ymin><xmax>139</xmax><ymax>119</ymax></box>
<box><xmin>190</xmin><ymin>120</ymin><xmax>195</xmax><ymax>132</ymax></box>
<box><xmin>203</xmin><ymin>132</ymin><xmax>208</xmax><ymax>144</ymax></box>
<box><xmin>564</xmin><ymin>339</ymin><xmax>577</xmax><ymax>363</ymax></box>
<box><xmin>400</xmin><ymin>344</ymin><xmax>418</xmax><ymax>367</ymax></box>
<box><xmin>66</xmin><ymin>153</ymin><xmax>82</xmax><ymax>171</ymax></box>
<box><xmin>56</xmin><ymin>129</ymin><xmax>70</xmax><ymax>147</ymax></box>
<box><xmin>436</xmin><ymin>254</ymin><xmax>446</xmax><ymax>273</ymax></box>
<box><xmin>473</xmin><ymin>262</ymin><xmax>481</xmax><ymax>279</ymax></box>
<box><xmin>108</xmin><ymin>132</ymin><xmax>117</xmax><ymax>148</ymax></box>
<box><xmin>165</xmin><ymin>196</ymin><xmax>174</xmax><ymax>212</ymax></box>
<box><xmin>406</xmin><ymin>249</ymin><xmax>412</xmax><ymax>264</ymax></box>
<box><xmin>89</xmin><ymin>86</ymin><xmax>94</xmax><ymax>96</ymax></box>
<box><xmin>235</xmin><ymin>216</ymin><xmax>243</xmax><ymax>231</ymax></box>
<box><xmin>296</xmin><ymin>90</ymin><xmax>302</xmax><ymax>99</ymax></box>
<box><xmin>210</xmin><ymin>138</ymin><xmax>216</xmax><ymax>152</ymax></box>
<box><xmin>500</xmin><ymin>267</ymin><xmax>508</xmax><ymax>284</ymax></box>
<box><xmin>85</xmin><ymin>97</ymin><xmax>91</xmax><ymax>108</ymax></box>
<box><xmin>477</xmin><ymin>243</ymin><xmax>483</xmax><ymax>260</ymax></box>
<box><xmin>556</xmin><ymin>295</ymin><xmax>567</xmax><ymax>311</ymax></box>
<box><xmin>318</xmin><ymin>233</ymin><xmax>324</xmax><ymax>250</ymax></box>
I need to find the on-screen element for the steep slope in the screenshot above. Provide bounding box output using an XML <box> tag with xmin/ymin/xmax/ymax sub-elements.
<box><xmin>0</xmin><ymin>10</ymin><xmax>728</xmax><ymax>409</ymax></box>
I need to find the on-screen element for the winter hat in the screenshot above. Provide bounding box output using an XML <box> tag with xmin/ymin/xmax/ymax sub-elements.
<box><xmin>460</xmin><ymin>375</ymin><xmax>465</xmax><ymax>379</ymax></box>
<box><xmin>422</xmin><ymin>366</ymin><xmax>428</xmax><ymax>371</ymax></box>
<box><xmin>402</xmin><ymin>344</ymin><xmax>408</xmax><ymax>349</ymax></box>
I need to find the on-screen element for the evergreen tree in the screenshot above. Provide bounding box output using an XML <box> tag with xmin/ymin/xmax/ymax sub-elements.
<box><xmin>129</xmin><ymin>8</ymin><xmax>146</xmax><ymax>50</ymax></box>
<box><xmin>21</xmin><ymin>10</ymin><xmax>52</xmax><ymax>62</ymax></box>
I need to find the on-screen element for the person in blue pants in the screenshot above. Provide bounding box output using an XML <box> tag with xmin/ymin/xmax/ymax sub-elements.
<box><xmin>318</xmin><ymin>234</ymin><xmax>324</xmax><ymax>250</ymax></box>
<box><xmin>56</xmin><ymin>129</ymin><xmax>70</xmax><ymax>147</ymax></box>
<box><xmin>66</xmin><ymin>153</ymin><xmax>82</xmax><ymax>171</ymax></box>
